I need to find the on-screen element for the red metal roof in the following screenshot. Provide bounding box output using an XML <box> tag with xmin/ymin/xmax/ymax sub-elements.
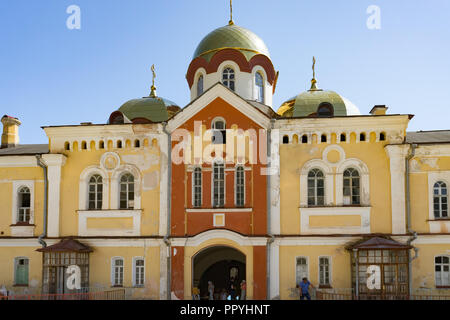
<box><xmin>36</xmin><ymin>238</ymin><xmax>93</xmax><ymax>253</ymax></box>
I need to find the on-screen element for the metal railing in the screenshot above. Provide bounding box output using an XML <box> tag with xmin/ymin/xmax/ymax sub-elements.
<box><xmin>1</xmin><ymin>289</ymin><xmax>125</xmax><ymax>301</ymax></box>
<box><xmin>316</xmin><ymin>289</ymin><xmax>450</xmax><ymax>300</ymax></box>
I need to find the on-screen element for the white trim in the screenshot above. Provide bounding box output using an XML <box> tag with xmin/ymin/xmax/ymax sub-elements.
<box><xmin>111</xmin><ymin>164</ymin><xmax>142</xmax><ymax>210</ymax></box>
<box><xmin>170</xmin><ymin>229</ymin><xmax>267</xmax><ymax>247</ymax></box>
<box><xmin>167</xmin><ymin>83</ymin><xmax>271</xmax><ymax>133</ymax></box>
<box><xmin>434</xmin><ymin>254</ymin><xmax>450</xmax><ymax>287</ymax></box>
<box><xmin>295</xmin><ymin>256</ymin><xmax>309</xmax><ymax>285</ymax></box>
<box><xmin>428</xmin><ymin>172</ymin><xmax>450</xmax><ymax>227</ymax></box>
<box><xmin>79</xmin><ymin>166</ymin><xmax>109</xmax><ymax>210</ymax></box>
<box><xmin>111</xmin><ymin>256</ymin><xmax>124</xmax><ymax>287</ymax></box>
<box><xmin>132</xmin><ymin>256</ymin><xmax>146</xmax><ymax>287</ymax></box>
<box><xmin>213</xmin><ymin>213</ymin><xmax>225</xmax><ymax>227</ymax></box>
<box><xmin>234</xmin><ymin>165</ymin><xmax>246</xmax><ymax>207</ymax></box>
<box><xmin>318</xmin><ymin>255</ymin><xmax>332</xmax><ymax>287</ymax></box>
<box><xmin>300</xmin><ymin>160</ymin><xmax>333</xmax><ymax>207</ymax></box>
<box><xmin>11</xmin><ymin>180</ymin><xmax>35</xmax><ymax>227</ymax></box>
<box><xmin>300</xmin><ymin>207</ymin><xmax>371</xmax><ymax>234</ymax></box>
<box><xmin>0</xmin><ymin>156</ymin><xmax>39</xmax><ymax>167</ymax></box>
<box><xmin>191</xmin><ymin>166</ymin><xmax>203</xmax><ymax>207</ymax></box>
<box><xmin>77</xmin><ymin>210</ymin><xmax>142</xmax><ymax>236</ymax></box>
<box><xmin>385</xmin><ymin>144</ymin><xmax>409</xmax><ymax>234</ymax></box>
<box><xmin>336</xmin><ymin>158</ymin><xmax>370</xmax><ymax>206</ymax></box>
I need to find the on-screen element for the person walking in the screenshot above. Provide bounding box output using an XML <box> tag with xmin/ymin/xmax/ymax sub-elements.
<box><xmin>208</xmin><ymin>281</ymin><xmax>215</xmax><ymax>300</ymax></box>
<box><xmin>299</xmin><ymin>277</ymin><xmax>315</xmax><ymax>300</ymax></box>
<box><xmin>240</xmin><ymin>280</ymin><xmax>246</xmax><ymax>300</ymax></box>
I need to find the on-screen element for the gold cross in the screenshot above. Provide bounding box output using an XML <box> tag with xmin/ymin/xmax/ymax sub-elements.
<box><xmin>150</xmin><ymin>64</ymin><xmax>157</xmax><ymax>97</ymax></box>
<box><xmin>229</xmin><ymin>0</ymin><xmax>234</xmax><ymax>25</ymax></box>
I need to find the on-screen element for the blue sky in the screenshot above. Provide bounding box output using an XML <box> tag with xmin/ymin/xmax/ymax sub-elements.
<box><xmin>0</xmin><ymin>0</ymin><xmax>449</xmax><ymax>144</ymax></box>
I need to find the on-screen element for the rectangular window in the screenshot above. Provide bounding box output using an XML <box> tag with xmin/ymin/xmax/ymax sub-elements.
<box><xmin>319</xmin><ymin>257</ymin><xmax>330</xmax><ymax>286</ymax></box>
<box><xmin>235</xmin><ymin>167</ymin><xmax>245</xmax><ymax>207</ymax></box>
<box><xmin>14</xmin><ymin>258</ymin><xmax>29</xmax><ymax>286</ymax></box>
<box><xmin>112</xmin><ymin>258</ymin><xmax>124</xmax><ymax>287</ymax></box>
<box><xmin>296</xmin><ymin>257</ymin><xmax>308</xmax><ymax>286</ymax></box>
<box><xmin>435</xmin><ymin>256</ymin><xmax>450</xmax><ymax>287</ymax></box>
<box><xmin>213</xmin><ymin>163</ymin><xmax>225</xmax><ymax>207</ymax></box>
<box><xmin>134</xmin><ymin>258</ymin><xmax>145</xmax><ymax>287</ymax></box>
<box><xmin>193</xmin><ymin>168</ymin><xmax>202</xmax><ymax>207</ymax></box>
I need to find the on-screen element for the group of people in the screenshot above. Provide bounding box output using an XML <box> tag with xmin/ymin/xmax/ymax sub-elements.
<box><xmin>192</xmin><ymin>280</ymin><xmax>246</xmax><ymax>300</ymax></box>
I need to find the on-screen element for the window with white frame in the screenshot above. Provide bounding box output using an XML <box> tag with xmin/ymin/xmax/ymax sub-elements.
<box><xmin>17</xmin><ymin>186</ymin><xmax>31</xmax><ymax>223</ymax></box>
<box><xmin>213</xmin><ymin>161</ymin><xmax>225</xmax><ymax>207</ymax></box>
<box><xmin>133</xmin><ymin>258</ymin><xmax>145</xmax><ymax>287</ymax></box>
<box><xmin>222</xmin><ymin>68</ymin><xmax>235</xmax><ymax>91</ymax></box>
<box><xmin>307</xmin><ymin>169</ymin><xmax>324</xmax><ymax>206</ymax></box>
<box><xmin>112</xmin><ymin>258</ymin><xmax>124</xmax><ymax>286</ymax></box>
<box><xmin>296</xmin><ymin>257</ymin><xmax>308</xmax><ymax>286</ymax></box>
<box><xmin>433</xmin><ymin>181</ymin><xmax>448</xmax><ymax>218</ymax></box>
<box><xmin>197</xmin><ymin>75</ymin><xmax>204</xmax><ymax>97</ymax></box>
<box><xmin>120</xmin><ymin>173</ymin><xmax>135</xmax><ymax>209</ymax></box>
<box><xmin>88</xmin><ymin>175</ymin><xmax>103</xmax><ymax>210</ymax></box>
<box><xmin>343</xmin><ymin>168</ymin><xmax>360</xmax><ymax>205</ymax></box>
<box><xmin>212</xmin><ymin>118</ymin><xmax>226</xmax><ymax>144</ymax></box>
<box><xmin>235</xmin><ymin>166</ymin><xmax>245</xmax><ymax>207</ymax></box>
<box><xmin>435</xmin><ymin>256</ymin><xmax>449</xmax><ymax>287</ymax></box>
<box><xmin>193</xmin><ymin>167</ymin><xmax>202</xmax><ymax>207</ymax></box>
<box><xmin>255</xmin><ymin>72</ymin><xmax>264</xmax><ymax>103</ymax></box>
<box><xmin>14</xmin><ymin>257</ymin><xmax>29</xmax><ymax>286</ymax></box>
<box><xmin>319</xmin><ymin>257</ymin><xmax>331</xmax><ymax>286</ymax></box>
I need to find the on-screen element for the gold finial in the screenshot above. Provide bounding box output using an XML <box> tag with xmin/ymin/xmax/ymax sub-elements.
<box><xmin>310</xmin><ymin>56</ymin><xmax>319</xmax><ymax>91</ymax></box>
<box><xmin>150</xmin><ymin>64</ymin><xmax>157</xmax><ymax>97</ymax></box>
<box><xmin>229</xmin><ymin>0</ymin><xmax>234</xmax><ymax>25</ymax></box>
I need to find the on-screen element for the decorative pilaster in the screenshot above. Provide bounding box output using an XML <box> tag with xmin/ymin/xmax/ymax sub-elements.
<box><xmin>385</xmin><ymin>144</ymin><xmax>409</xmax><ymax>234</ymax></box>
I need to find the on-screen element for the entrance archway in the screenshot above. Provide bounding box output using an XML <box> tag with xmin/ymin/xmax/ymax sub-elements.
<box><xmin>193</xmin><ymin>246</ymin><xmax>246</xmax><ymax>300</ymax></box>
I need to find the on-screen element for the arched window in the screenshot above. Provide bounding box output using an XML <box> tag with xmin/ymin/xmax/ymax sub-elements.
<box><xmin>197</xmin><ymin>75</ymin><xmax>204</xmax><ymax>97</ymax></box>
<box><xmin>435</xmin><ymin>256</ymin><xmax>450</xmax><ymax>287</ymax></box>
<box><xmin>17</xmin><ymin>187</ymin><xmax>31</xmax><ymax>223</ymax></box>
<box><xmin>235</xmin><ymin>166</ymin><xmax>245</xmax><ymax>207</ymax></box>
<box><xmin>282</xmin><ymin>135</ymin><xmax>289</xmax><ymax>144</ymax></box>
<box><xmin>321</xmin><ymin>134</ymin><xmax>327</xmax><ymax>143</ymax></box>
<box><xmin>133</xmin><ymin>258</ymin><xmax>145</xmax><ymax>287</ymax></box>
<box><xmin>222</xmin><ymin>68</ymin><xmax>235</xmax><ymax>91</ymax></box>
<box><xmin>380</xmin><ymin>132</ymin><xmax>386</xmax><ymax>141</ymax></box>
<box><xmin>64</xmin><ymin>142</ymin><xmax>70</xmax><ymax>151</ymax></box>
<box><xmin>343</xmin><ymin>168</ymin><xmax>360</xmax><ymax>205</ymax></box>
<box><xmin>340</xmin><ymin>133</ymin><xmax>346</xmax><ymax>142</ymax></box>
<box><xmin>317</xmin><ymin>103</ymin><xmax>334</xmax><ymax>117</ymax></box>
<box><xmin>434</xmin><ymin>181</ymin><xmax>448</xmax><ymax>218</ymax></box>
<box><xmin>99</xmin><ymin>141</ymin><xmax>105</xmax><ymax>149</ymax></box>
<box><xmin>213</xmin><ymin>161</ymin><xmax>225</xmax><ymax>207</ymax></box>
<box><xmin>120</xmin><ymin>173</ymin><xmax>135</xmax><ymax>209</ymax></box>
<box><xmin>212</xmin><ymin>118</ymin><xmax>226</xmax><ymax>144</ymax></box>
<box><xmin>117</xmin><ymin>140</ymin><xmax>122</xmax><ymax>149</ymax></box>
<box><xmin>193</xmin><ymin>167</ymin><xmax>202</xmax><ymax>207</ymax></box>
<box><xmin>302</xmin><ymin>135</ymin><xmax>308</xmax><ymax>144</ymax></box>
<box><xmin>307</xmin><ymin>169</ymin><xmax>324</xmax><ymax>206</ymax></box>
<box><xmin>255</xmin><ymin>72</ymin><xmax>264</xmax><ymax>103</ymax></box>
<box><xmin>88</xmin><ymin>175</ymin><xmax>103</xmax><ymax>210</ymax></box>
<box><xmin>112</xmin><ymin>257</ymin><xmax>124</xmax><ymax>287</ymax></box>
<box><xmin>134</xmin><ymin>140</ymin><xmax>140</xmax><ymax>148</ymax></box>
<box><xmin>360</xmin><ymin>133</ymin><xmax>366</xmax><ymax>142</ymax></box>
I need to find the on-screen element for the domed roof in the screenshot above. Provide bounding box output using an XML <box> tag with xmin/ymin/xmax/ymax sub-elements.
<box><xmin>109</xmin><ymin>94</ymin><xmax>180</xmax><ymax>124</ymax></box>
<box><xmin>118</xmin><ymin>96</ymin><xmax>180</xmax><ymax>122</ymax></box>
<box><xmin>193</xmin><ymin>23</ymin><xmax>270</xmax><ymax>62</ymax></box>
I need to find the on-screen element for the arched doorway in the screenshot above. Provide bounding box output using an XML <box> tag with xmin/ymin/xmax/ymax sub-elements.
<box><xmin>193</xmin><ymin>246</ymin><xmax>246</xmax><ymax>300</ymax></box>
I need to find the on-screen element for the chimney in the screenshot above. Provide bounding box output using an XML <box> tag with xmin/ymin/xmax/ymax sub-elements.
<box><xmin>1</xmin><ymin>115</ymin><xmax>21</xmax><ymax>148</ymax></box>
<box><xmin>370</xmin><ymin>105</ymin><xmax>388</xmax><ymax>116</ymax></box>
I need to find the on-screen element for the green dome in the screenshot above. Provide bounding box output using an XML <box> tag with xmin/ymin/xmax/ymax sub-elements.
<box><xmin>278</xmin><ymin>89</ymin><xmax>361</xmax><ymax>118</ymax></box>
<box><xmin>117</xmin><ymin>97</ymin><xmax>179</xmax><ymax>123</ymax></box>
<box><xmin>193</xmin><ymin>24</ymin><xmax>270</xmax><ymax>62</ymax></box>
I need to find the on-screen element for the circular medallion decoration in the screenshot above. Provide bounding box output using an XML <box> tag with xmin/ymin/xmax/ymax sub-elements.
<box><xmin>100</xmin><ymin>152</ymin><xmax>120</xmax><ymax>171</ymax></box>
